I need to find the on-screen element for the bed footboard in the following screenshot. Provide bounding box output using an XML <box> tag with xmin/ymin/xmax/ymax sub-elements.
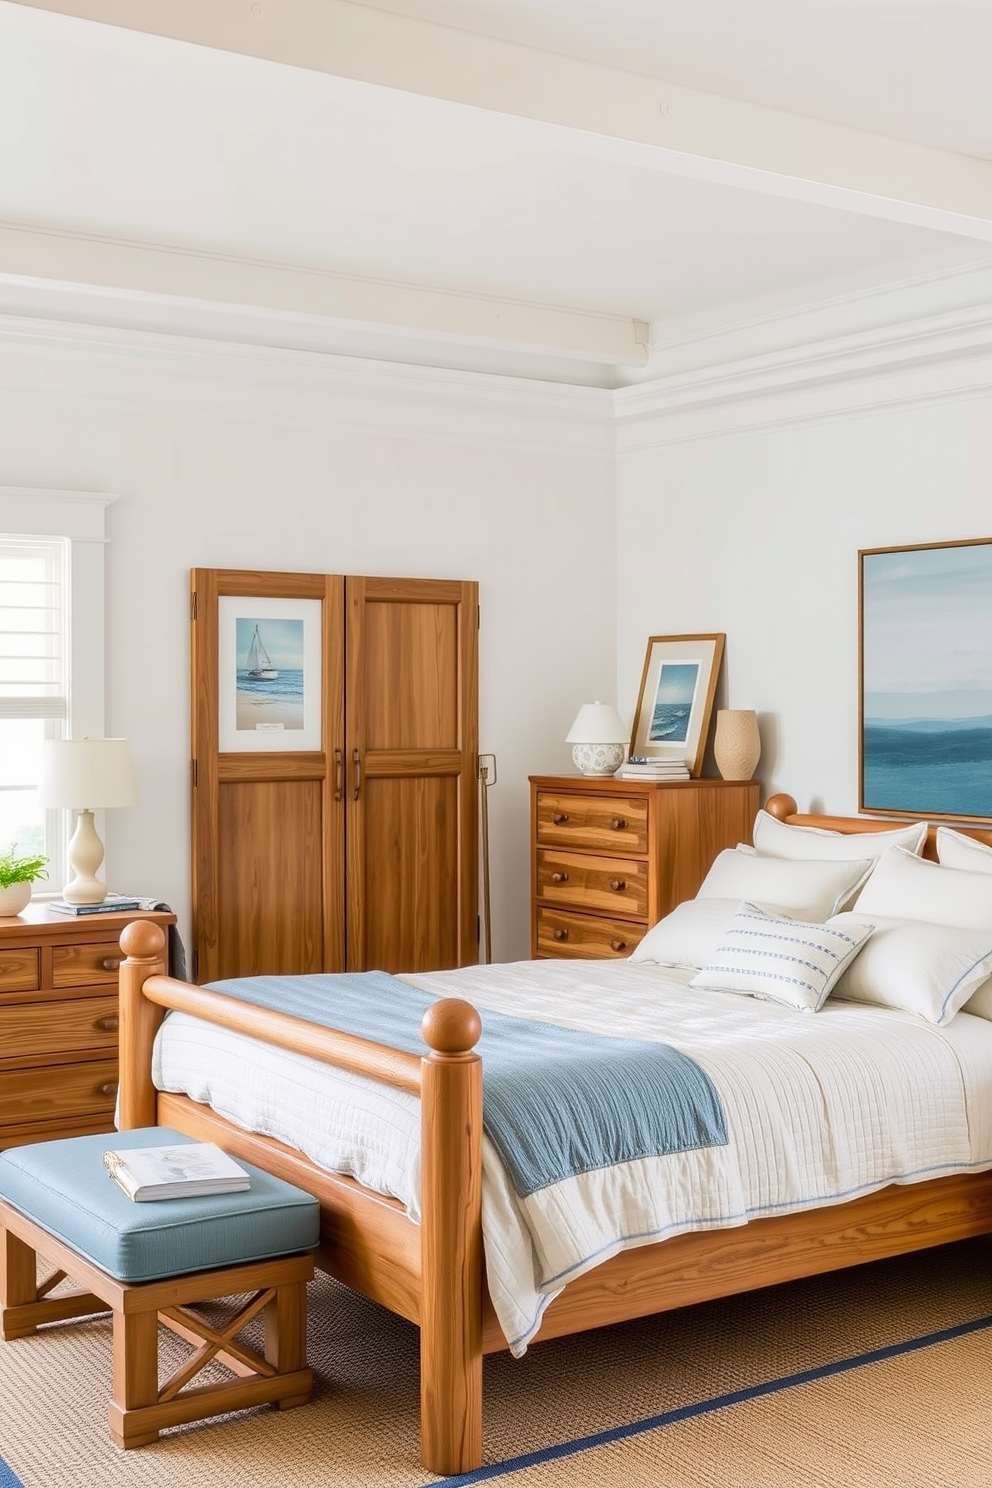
<box><xmin>117</xmin><ymin>922</ymin><xmax>485</xmax><ymax>1475</ymax></box>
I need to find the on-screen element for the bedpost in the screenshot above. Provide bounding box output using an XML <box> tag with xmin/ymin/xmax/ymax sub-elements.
<box><xmin>117</xmin><ymin>921</ymin><xmax>169</xmax><ymax>1131</ymax></box>
<box><xmin>419</xmin><ymin>997</ymin><xmax>484</xmax><ymax>1475</ymax></box>
<box><xmin>764</xmin><ymin>792</ymin><xmax>798</xmax><ymax>821</ymax></box>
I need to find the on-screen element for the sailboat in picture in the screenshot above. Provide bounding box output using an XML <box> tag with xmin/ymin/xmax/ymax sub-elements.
<box><xmin>246</xmin><ymin>624</ymin><xmax>278</xmax><ymax>680</ymax></box>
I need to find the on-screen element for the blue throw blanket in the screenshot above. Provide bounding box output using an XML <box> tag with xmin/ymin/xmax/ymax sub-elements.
<box><xmin>205</xmin><ymin>971</ymin><xmax>728</xmax><ymax>1198</ymax></box>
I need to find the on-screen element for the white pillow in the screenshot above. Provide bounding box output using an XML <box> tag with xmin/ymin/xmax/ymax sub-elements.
<box><xmin>752</xmin><ymin>809</ymin><xmax>927</xmax><ymax>862</ymax></box>
<box><xmin>935</xmin><ymin>827</ymin><xmax>992</xmax><ymax>875</ymax></box>
<box><xmin>690</xmin><ymin>904</ymin><xmax>874</xmax><ymax>1013</ymax></box>
<box><xmin>830</xmin><ymin>913</ymin><xmax>992</xmax><ymax>1025</ymax></box>
<box><xmin>852</xmin><ymin>846</ymin><xmax>992</xmax><ymax>930</ymax></box>
<box><xmin>630</xmin><ymin>898</ymin><xmax>761</xmax><ymax>970</ymax></box>
<box><xmin>696</xmin><ymin>848</ymin><xmax>875</xmax><ymax>922</ymax></box>
<box><xmin>963</xmin><ymin>976</ymin><xmax>992</xmax><ymax>1020</ymax></box>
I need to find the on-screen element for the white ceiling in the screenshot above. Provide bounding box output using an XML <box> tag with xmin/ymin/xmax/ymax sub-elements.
<box><xmin>2</xmin><ymin>0</ymin><xmax>991</xmax><ymax>386</ymax></box>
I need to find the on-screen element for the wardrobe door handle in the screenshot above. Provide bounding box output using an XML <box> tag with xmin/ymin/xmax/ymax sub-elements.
<box><xmin>610</xmin><ymin>817</ymin><xmax>627</xmax><ymax>831</ymax></box>
<box><xmin>334</xmin><ymin>748</ymin><xmax>344</xmax><ymax>802</ymax></box>
<box><xmin>352</xmin><ymin>749</ymin><xmax>362</xmax><ymax>801</ymax></box>
<box><xmin>608</xmin><ymin>879</ymin><xmax>626</xmax><ymax>892</ymax></box>
<box><xmin>550</xmin><ymin>872</ymin><xmax>568</xmax><ymax>884</ymax></box>
<box><xmin>552</xmin><ymin>927</ymin><xmax>569</xmax><ymax>942</ymax></box>
<box><xmin>552</xmin><ymin>812</ymin><xmax>569</xmax><ymax>826</ymax></box>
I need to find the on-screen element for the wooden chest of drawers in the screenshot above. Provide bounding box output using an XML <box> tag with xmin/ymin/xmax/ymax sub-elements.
<box><xmin>530</xmin><ymin>775</ymin><xmax>761</xmax><ymax>959</ymax></box>
<box><xmin>0</xmin><ymin>904</ymin><xmax>176</xmax><ymax>1149</ymax></box>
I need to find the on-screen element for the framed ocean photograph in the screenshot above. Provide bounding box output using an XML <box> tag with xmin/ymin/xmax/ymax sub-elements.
<box><xmin>860</xmin><ymin>537</ymin><xmax>992</xmax><ymax>821</ymax></box>
<box><xmin>630</xmin><ymin>634</ymin><xmax>724</xmax><ymax>778</ymax></box>
<box><xmin>217</xmin><ymin>595</ymin><xmax>323</xmax><ymax>752</ymax></box>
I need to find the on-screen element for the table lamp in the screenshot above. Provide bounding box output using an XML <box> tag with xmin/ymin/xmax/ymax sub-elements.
<box><xmin>37</xmin><ymin>738</ymin><xmax>138</xmax><ymax>904</ymax></box>
<box><xmin>565</xmin><ymin>702</ymin><xmax>628</xmax><ymax>777</ymax></box>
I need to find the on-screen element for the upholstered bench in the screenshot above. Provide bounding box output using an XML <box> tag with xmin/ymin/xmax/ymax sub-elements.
<box><xmin>0</xmin><ymin>1127</ymin><xmax>320</xmax><ymax>1448</ymax></box>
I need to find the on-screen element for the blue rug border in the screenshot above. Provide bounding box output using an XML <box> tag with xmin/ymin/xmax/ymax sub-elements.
<box><xmin>421</xmin><ymin>1310</ymin><xmax>992</xmax><ymax>1486</ymax></box>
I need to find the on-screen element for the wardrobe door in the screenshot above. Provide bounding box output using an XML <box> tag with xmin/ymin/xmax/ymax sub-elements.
<box><xmin>345</xmin><ymin>576</ymin><xmax>479</xmax><ymax>972</ymax></box>
<box><xmin>190</xmin><ymin>568</ymin><xmax>346</xmax><ymax>983</ymax></box>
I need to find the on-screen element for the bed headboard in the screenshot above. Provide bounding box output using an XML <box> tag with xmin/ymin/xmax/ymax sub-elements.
<box><xmin>764</xmin><ymin>793</ymin><xmax>992</xmax><ymax>861</ymax></box>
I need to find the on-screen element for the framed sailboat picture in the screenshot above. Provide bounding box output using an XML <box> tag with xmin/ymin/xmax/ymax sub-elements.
<box><xmin>629</xmin><ymin>634</ymin><xmax>725</xmax><ymax>778</ymax></box>
<box><xmin>217</xmin><ymin>596</ymin><xmax>323</xmax><ymax>752</ymax></box>
<box><xmin>860</xmin><ymin>537</ymin><xmax>992</xmax><ymax>821</ymax></box>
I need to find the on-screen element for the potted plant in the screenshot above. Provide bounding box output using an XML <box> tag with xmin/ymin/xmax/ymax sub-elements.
<box><xmin>0</xmin><ymin>845</ymin><xmax>48</xmax><ymax>917</ymax></box>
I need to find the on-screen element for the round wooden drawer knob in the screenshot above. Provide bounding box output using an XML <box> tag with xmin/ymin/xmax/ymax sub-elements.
<box><xmin>95</xmin><ymin>1016</ymin><xmax>120</xmax><ymax>1033</ymax></box>
<box><xmin>610</xmin><ymin>939</ymin><xmax>628</xmax><ymax>952</ymax></box>
<box><xmin>552</xmin><ymin>812</ymin><xmax>570</xmax><ymax>825</ymax></box>
<box><xmin>550</xmin><ymin>872</ymin><xmax>568</xmax><ymax>883</ymax></box>
<box><xmin>610</xmin><ymin>818</ymin><xmax>627</xmax><ymax>830</ymax></box>
<box><xmin>101</xmin><ymin>957</ymin><xmax>122</xmax><ymax>973</ymax></box>
<box><xmin>98</xmin><ymin>1082</ymin><xmax>119</xmax><ymax>1098</ymax></box>
<box><xmin>552</xmin><ymin>927</ymin><xmax>569</xmax><ymax>942</ymax></box>
<box><xmin>608</xmin><ymin>879</ymin><xmax>627</xmax><ymax>892</ymax></box>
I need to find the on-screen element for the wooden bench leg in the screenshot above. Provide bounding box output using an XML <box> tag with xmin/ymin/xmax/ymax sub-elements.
<box><xmin>1</xmin><ymin>1225</ymin><xmax>105</xmax><ymax>1340</ymax></box>
<box><xmin>266</xmin><ymin>1279</ymin><xmax>310</xmax><ymax>1409</ymax></box>
<box><xmin>110</xmin><ymin>1308</ymin><xmax>161</xmax><ymax>1449</ymax></box>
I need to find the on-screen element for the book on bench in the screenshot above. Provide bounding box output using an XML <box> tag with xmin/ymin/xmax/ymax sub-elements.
<box><xmin>103</xmin><ymin>1142</ymin><xmax>251</xmax><ymax>1202</ymax></box>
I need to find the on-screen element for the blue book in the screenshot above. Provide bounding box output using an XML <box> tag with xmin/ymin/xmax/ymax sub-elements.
<box><xmin>48</xmin><ymin>895</ymin><xmax>142</xmax><ymax>915</ymax></box>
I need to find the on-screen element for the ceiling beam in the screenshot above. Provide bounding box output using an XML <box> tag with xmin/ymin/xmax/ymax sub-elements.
<box><xmin>12</xmin><ymin>0</ymin><xmax>992</xmax><ymax>240</ymax></box>
<box><xmin>0</xmin><ymin>221</ymin><xmax>649</xmax><ymax>367</ymax></box>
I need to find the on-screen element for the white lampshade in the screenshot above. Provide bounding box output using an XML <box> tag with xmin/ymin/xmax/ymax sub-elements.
<box><xmin>565</xmin><ymin>701</ymin><xmax>628</xmax><ymax>778</ymax></box>
<box><xmin>565</xmin><ymin>702</ymin><xmax>628</xmax><ymax>744</ymax></box>
<box><xmin>37</xmin><ymin>738</ymin><xmax>138</xmax><ymax>905</ymax></box>
<box><xmin>37</xmin><ymin>738</ymin><xmax>138</xmax><ymax>810</ymax></box>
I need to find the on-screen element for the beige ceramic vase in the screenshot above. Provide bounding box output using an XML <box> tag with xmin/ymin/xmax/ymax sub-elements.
<box><xmin>713</xmin><ymin>709</ymin><xmax>761</xmax><ymax>781</ymax></box>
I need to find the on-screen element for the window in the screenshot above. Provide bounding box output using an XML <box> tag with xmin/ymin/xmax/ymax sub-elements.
<box><xmin>0</xmin><ymin>490</ymin><xmax>114</xmax><ymax>896</ymax></box>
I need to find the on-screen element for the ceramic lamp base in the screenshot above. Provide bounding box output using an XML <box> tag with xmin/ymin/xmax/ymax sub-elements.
<box><xmin>571</xmin><ymin>742</ymin><xmax>625</xmax><ymax>777</ymax></box>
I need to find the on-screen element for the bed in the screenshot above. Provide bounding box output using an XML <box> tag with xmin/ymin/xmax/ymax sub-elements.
<box><xmin>116</xmin><ymin>793</ymin><xmax>992</xmax><ymax>1473</ymax></box>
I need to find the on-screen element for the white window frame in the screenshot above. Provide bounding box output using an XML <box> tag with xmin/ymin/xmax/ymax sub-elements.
<box><xmin>0</xmin><ymin>489</ymin><xmax>115</xmax><ymax>895</ymax></box>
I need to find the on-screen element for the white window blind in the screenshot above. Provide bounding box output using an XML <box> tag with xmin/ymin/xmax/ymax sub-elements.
<box><xmin>0</xmin><ymin>535</ymin><xmax>68</xmax><ymax>726</ymax></box>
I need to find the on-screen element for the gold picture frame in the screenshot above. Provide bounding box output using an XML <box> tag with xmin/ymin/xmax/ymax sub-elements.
<box><xmin>630</xmin><ymin>634</ymin><xmax>725</xmax><ymax>778</ymax></box>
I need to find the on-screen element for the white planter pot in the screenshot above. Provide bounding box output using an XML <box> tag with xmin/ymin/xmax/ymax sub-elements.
<box><xmin>0</xmin><ymin>882</ymin><xmax>32</xmax><ymax>917</ymax></box>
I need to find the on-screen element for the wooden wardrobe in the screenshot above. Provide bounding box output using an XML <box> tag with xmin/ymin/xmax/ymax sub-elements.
<box><xmin>190</xmin><ymin>568</ymin><xmax>479</xmax><ymax>984</ymax></box>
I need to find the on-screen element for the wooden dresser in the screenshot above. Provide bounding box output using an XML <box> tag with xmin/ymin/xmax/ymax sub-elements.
<box><xmin>530</xmin><ymin>774</ymin><xmax>761</xmax><ymax>958</ymax></box>
<box><xmin>0</xmin><ymin>904</ymin><xmax>176</xmax><ymax>1150</ymax></box>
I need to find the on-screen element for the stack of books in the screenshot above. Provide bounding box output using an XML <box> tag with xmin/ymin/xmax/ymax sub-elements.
<box><xmin>48</xmin><ymin>892</ymin><xmax>143</xmax><ymax>916</ymax></box>
<box><xmin>615</xmin><ymin>756</ymin><xmax>691</xmax><ymax>782</ymax></box>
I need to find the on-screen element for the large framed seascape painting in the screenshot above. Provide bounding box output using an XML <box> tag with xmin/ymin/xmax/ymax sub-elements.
<box><xmin>630</xmin><ymin>634</ymin><xmax>725</xmax><ymax>778</ymax></box>
<box><xmin>860</xmin><ymin>537</ymin><xmax>992</xmax><ymax>822</ymax></box>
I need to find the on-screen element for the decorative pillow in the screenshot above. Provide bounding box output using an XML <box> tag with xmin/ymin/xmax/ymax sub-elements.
<box><xmin>852</xmin><ymin>846</ymin><xmax>992</xmax><ymax>929</ymax></box>
<box><xmin>935</xmin><ymin>827</ymin><xmax>992</xmax><ymax>875</ymax></box>
<box><xmin>695</xmin><ymin>848</ymin><xmax>875</xmax><ymax>922</ymax></box>
<box><xmin>752</xmin><ymin>809</ymin><xmax>927</xmax><ymax>862</ymax></box>
<box><xmin>689</xmin><ymin>904</ymin><xmax>874</xmax><ymax>1013</ymax></box>
<box><xmin>830</xmin><ymin>913</ymin><xmax>992</xmax><ymax>1025</ymax></box>
<box><xmin>963</xmin><ymin>976</ymin><xmax>992</xmax><ymax>1020</ymax></box>
<box><xmin>630</xmin><ymin>898</ymin><xmax>763</xmax><ymax>970</ymax></box>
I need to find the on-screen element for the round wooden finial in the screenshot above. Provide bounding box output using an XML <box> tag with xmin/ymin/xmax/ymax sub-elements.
<box><xmin>421</xmin><ymin>997</ymin><xmax>482</xmax><ymax>1055</ymax></box>
<box><xmin>763</xmin><ymin>792</ymin><xmax>798</xmax><ymax>821</ymax></box>
<box><xmin>120</xmin><ymin>920</ymin><xmax>167</xmax><ymax>960</ymax></box>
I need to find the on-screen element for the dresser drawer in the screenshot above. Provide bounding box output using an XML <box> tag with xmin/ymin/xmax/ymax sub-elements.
<box><xmin>52</xmin><ymin>940</ymin><xmax>125</xmax><ymax>989</ymax></box>
<box><xmin>0</xmin><ymin>995</ymin><xmax>119</xmax><ymax>1066</ymax></box>
<box><xmin>535</xmin><ymin>907</ymin><xmax>645</xmax><ymax>959</ymax></box>
<box><xmin>0</xmin><ymin>1058</ymin><xmax>119</xmax><ymax>1128</ymax></box>
<box><xmin>535</xmin><ymin>849</ymin><xmax>649</xmax><ymax>920</ymax></box>
<box><xmin>535</xmin><ymin>791</ymin><xmax>649</xmax><ymax>854</ymax></box>
<box><xmin>0</xmin><ymin>948</ymin><xmax>39</xmax><ymax>994</ymax></box>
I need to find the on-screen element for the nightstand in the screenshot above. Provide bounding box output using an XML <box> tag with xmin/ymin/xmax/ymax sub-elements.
<box><xmin>0</xmin><ymin>903</ymin><xmax>176</xmax><ymax>1150</ymax></box>
<box><xmin>530</xmin><ymin>775</ymin><xmax>760</xmax><ymax>958</ymax></box>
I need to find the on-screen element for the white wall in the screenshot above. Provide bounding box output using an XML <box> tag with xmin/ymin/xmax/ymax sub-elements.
<box><xmin>0</xmin><ymin>322</ymin><xmax>617</xmax><ymax>962</ymax></box>
<box><xmin>615</xmin><ymin>322</ymin><xmax>992</xmax><ymax>820</ymax></box>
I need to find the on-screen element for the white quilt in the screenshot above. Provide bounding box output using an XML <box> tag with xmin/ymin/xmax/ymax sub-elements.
<box><xmin>151</xmin><ymin>958</ymin><xmax>992</xmax><ymax>1354</ymax></box>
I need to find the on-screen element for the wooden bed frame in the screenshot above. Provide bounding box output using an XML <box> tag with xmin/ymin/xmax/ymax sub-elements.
<box><xmin>115</xmin><ymin>793</ymin><xmax>992</xmax><ymax>1474</ymax></box>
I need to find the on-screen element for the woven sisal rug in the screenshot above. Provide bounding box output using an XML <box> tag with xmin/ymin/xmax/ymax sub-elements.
<box><xmin>1</xmin><ymin>1237</ymin><xmax>990</xmax><ymax>1487</ymax></box>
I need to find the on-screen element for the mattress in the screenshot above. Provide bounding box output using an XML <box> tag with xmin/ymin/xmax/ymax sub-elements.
<box><xmin>151</xmin><ymin>957</ymin><xmax>992</xmax><ymax>1354</ymax></box>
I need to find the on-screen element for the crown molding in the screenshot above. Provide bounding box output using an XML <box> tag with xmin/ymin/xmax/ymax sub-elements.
<box><xmin>614</xmin><ymin>302</ymin><xmax>992</xmax><ymax>449</ymax></box>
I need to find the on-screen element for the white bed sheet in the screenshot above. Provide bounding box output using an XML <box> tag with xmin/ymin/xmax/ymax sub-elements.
<box><xmin>151</xmin><ymin>958</ymin><xmax>992</xmax><ymax>1354</ymax></box>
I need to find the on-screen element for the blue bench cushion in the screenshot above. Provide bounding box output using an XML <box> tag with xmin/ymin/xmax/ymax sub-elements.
<box><xmin>0</xmin><ymin>1128</ymin><xmax>320</xmax><ymax>1283</ymax></box>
